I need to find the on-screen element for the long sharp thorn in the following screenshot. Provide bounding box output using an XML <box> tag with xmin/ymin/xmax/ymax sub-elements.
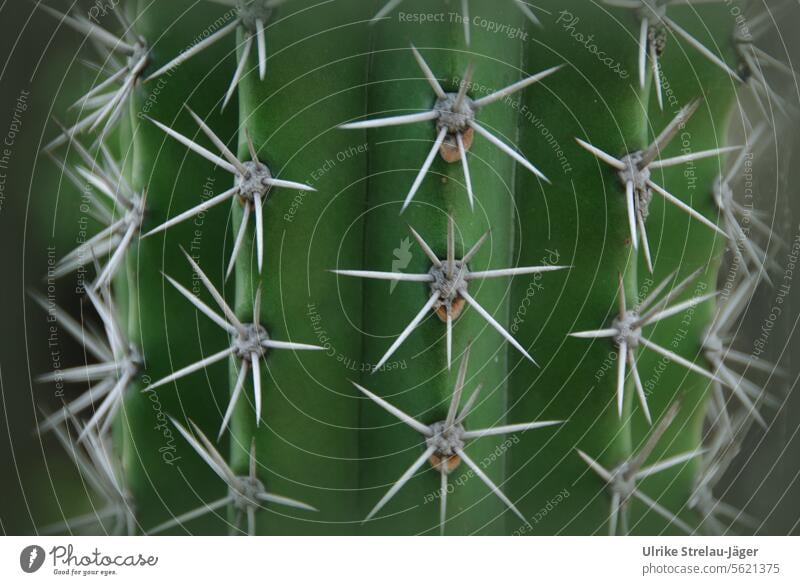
<box><xmin>447</xmin><ymin>344</ymin><xmax>471</xmax><ymax>428</ymax></box>
<box><xmin>616</xmin><ymin>342</ymin><xmax>628</xmax><ymax>417</ymax></box>
<box><xmin>456</xmin><ymin>383</ymin><xmax>483</xmax><ymax>424</ymax></box>
<box><xmin>255</xmin><ymin>20</ymin><xmax>267</xmax><ymax>80</ymax></box>
<box><xmin>244</xmin><ymin>128</ymin><xmax>259</xmax><ymax>163</ymax></box>
<box><xmin>146</xmin><ymin>116</ymin><xmax>237</xmax><ymax>174</ymax></box>
<box><xmin>470</xmin><ymin>121</ymin><xmax>549</xmax><ymax>183</ymax></box>
<box><xmin>93</xmin><ymin>222</ymin><xmax>137</xmax><ymax>289</ymax></box>
<box><xmin>664</xmin><ymin>16</ymin><xmax>742</xmax><ymax>82</ymax></box>
<box><xmin>223</xmin><ymin>36</ymin><xmax>253</xmax><ymax>110</ymax></box>
<box><xmin>639</xmin><ymin>338</ymin><xmax>722</xmax><ymax>384</ymax></box>
<box><xmin>401</xmin><ymin>128</ymin><xmax>448</xmax><ymax>213</ymax></box>
<box><xmin>351</xmin><ymin>381</ymin><xmax>431</xmax><ymax>436</ymax></box>
<box><xmin>651</xmin><ymin>42</ymin><xmax>663</xmax><ymax>110</ymax></box>
<box><xmin>576</xmin><ymin>449</ymin><xmax>613</xmax><ymax>483</ymax></box>
<box><xmin>410</xmin><ymin>45</ymin><xmax>446</xmax><ymax>99</ymax></box>
<box><xmin>29</xmin><ymin>292</ymin><xmax>111</xmax><ymax>362</ymax></box>
<box><xmin>455</xmin><ymin>63</ymin><xmax>474</xmax><ymax>111</ymax></box>
<box><xmin>640</xmin><ymin>292</ymin><xmax>718</xmax><ymax>327</ymax></box>
<box><xmin>364</xmin><ymin>447</ymin><xmax>436</xmax><ymax>522</ymax></box>
<box><xmin>219</xmin><ymin>361</ymin><xmax>248</xmax><ymax>440</ymax></box>
<box><xmin>440</xmin><ymin>471</ymin><xmax>448</xmax><ymax>536</ymax></box>
<box><xmin>515</xmin><ymin>0</ymin><xmax>542</xmax><ymax>27</ymax></box>
<box><xmin>575</xmin><ymin>138</ymin><xmax>626</xmax><ymax>170</ymax></box>
<box><xmin>261</xmin><ymin>340</ymin><xmax>324</xmax><ymax>351</ymax></box>
<box><xmin>462</xmin><ymin>420</ymin><xmax>562</xmax><ymax>440</ymax></box>
<box><xmin>332</xmin><ymin>269</ymin><xmax>432</xmax><ymax>282</ymax></box>
<box><xmin>626</xmin><ymin>181</ymin><xmax>639</xmax><ymax>250</ymax></box>
<box><xmin>185</xmin><ymin>108</ymin><xmax>247</xmax><ymax>175</ymax></box>
<box><xmin>457</xmin><ymin>133</ymin><xmax>474</xmax><ymax>210</ymax></box>
<box><xmin>264</xmin><ymin>178</ymin><xmax>315</xmax><ymax>192</ymax></box>
<box><xmin>630</xmin><ymin>401</ymin><xmax>681</xmax><ymax>471</ymax></box>
<box><xmin>227</xmin><ymin>202</ymin><xmax>251</xmax><ymax>280</ymax></box>
<box><xmin>40</xmin><ymin>5</ymin><xmax>135</xmax><ymax>52</ymax></box>
<box><xmin>142</xmin><ymin>187</ymin><xmax>238</xmax><ymax>238</ymax></box>
<box><xmin>466</xmin><ymin>265</ymin><xmax>569</xmax><ymax>280</ymax></box>
<box><xmin>460</xmin><ymin>289</ymin><xmax>537</xmax><ymax>365</ymax></box>
<box><xmin>632</xmin><ymin>488</ymin><xmax>694</xmax><ymax>534</ymax></box>
<box><xmin>636</xmin><ymin>450</ymin><xmax>704</xmax><ymax>480</ymax></box>
<box><xmin>181</xmin><ymin>247</ymin><xmax>244</xmax><ymax>331</ymax></box>
<box><xmin>458</xmin><ymin>449</ymin><xmax>531</xmax><ymax>528</ymax></box>
<box><xmin>638</xmin><ymin>211</ymin><xmax>654</xmax><ymax>274</ymax></box>
<box><xmin>651</xmin><ymin>146</ymin><xmax>742</xmax><ymax>169</ymax></box>
<box><xmin>460</xmin><ymin>0</ymin><xmax>470</xmax><ymax>45</ymax></box>
<box><xmin>610</xmin><ymin>492</ymin><xmax>621</xmax><ymax>536</ymax></box>
<box><xmin>254</xmin><ymin>194</ymin><xmax>264</xmax><ymax>273</ymax></box>
<box><xmin>639</xmin><ymin>17</ymin><xmax>649</xmax><ymax>88</ymax></box>
<box><xmin>473</xmin><ymin>65</ymin><xmax>564</xmax><ymax>108</ymax></box>
<box><xmin>569</xmin><ymin>328</ymin><xmax>619</xmax><ymax>339</ymax></box>
<box><xmin>256</xmin><ymin>492</ymin><xmax>317</xmax><ymax>512</ymax></box>
<box><xmin>647</xmin><ymin>180</ymin><xmax>728</xmax><ymax>238</ymax></box>
<box><xmin>338</xmin><ymin>110</ymin><xmax>438</xmax><ymax>131</ymax></box>
<box><xmin>146</xmin><ymin>19</ymin><xmax>240</xmax><ymax>81</ymax></box>
<box><xmin>642</xmin><ymin>99</ymin><xmax>701</xmax><ymax>166</ymax></box>
<box><xmin>163</xmin><ymin>273</ymin><xmax>234</xmax><ymax>334</ymax></box>
<box><xmin>145</xmin><ymin>347</ymin><xmax>235</xmax><ymax>391</ymax></box>
<box><xmin>446</xmin><ymin>310</ymin><xmax>453</xmax><ymax>371</ymax></box>
<box><xmin>408</xmin><ymin>226</ymin><xmax>441</xmax><ymax>266</ymax></box>
<box><xmin>462</xmin><ymin>231</ymin><xmax>489</xmax><ymax>265</ymax></box>
<box><xmin>147</xmin><ymin>497</ymin><xmax>231</xmax><ymax>535</ymax></box>
<box><xmin>252</xmin><ymin>353</ymin><xmax>262</xmax><ymax>426</ymax></box>
<box><xmin>630</xmin><ymin>352</ymin><xmax>652</xmax><ymax>425</ymax></box>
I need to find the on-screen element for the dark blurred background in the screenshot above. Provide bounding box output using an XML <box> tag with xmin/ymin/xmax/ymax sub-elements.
<box><xmin>0</xmin><ymin>1</ymin><xmax>798</xmax><ymax>535</ymax></box>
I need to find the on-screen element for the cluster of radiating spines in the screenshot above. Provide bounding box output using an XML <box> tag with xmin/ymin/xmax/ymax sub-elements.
<box><xmin>691</xmin><ymin>347</ymin><xmax>765</xmax><ymax>536</ymax></box>
<box><xmin>334</xmin><ymin>216</ymin><xmax>568</xmax><ymax>371</ymax></box>
<box><xmin>733</xmin><ymin>7</ymin><xmax>795</xmax><ymax>120</ymax></box>
<box><xmin>142</xmin><ymin>107</ymin><xmax>314</xmax><ymax>276</ymax></box>
<box><xmin>339</xmin><ymin>46</ymin><xmax>562</xmax><ymax>213</ymax></box>
<box><xmin>33</xmin><ymin>282</ymin><xmax>141</xmax><ymax>441</ymax></box>
<box><xmin>46</xmin><ymin>133</ymin><xmax>146</xmax><ymax>290</ymax></box>
<box><xmin>41</xmin><ymin>412</ymin><xmax>136</xmax><ymax>536</ymax></box>
<box><xmin>371</xmin><ymin>0</ymin><xmax>543</xmax><ymax>45</ymax></box>
<box><xmin>148</xmin><ymin>419</ymin><xmax>316</xmax><ymax>535</ymax></box>
<box><xmin>702</xmin><ymin>274</ymin><xmax>783</xmax><ymax>432</ymax></box>
<box><xmin>41</xmin><ymin>3</ymin><xmax>150</xmax><ymax>151</ymax></box>
<box><xmin>602</xmin><ymin>0</ymin><xmax>741</xmax><ymax>110</ymax></box>
<box><xmin>713</xmin><ymin>125</ymin><xmax>784</xmax><ymax>284</ymax></box>
<box><xmin>354</xmin><ymin>346</ymin><xmax>562</xmax><ymax>534</ymax></box>
<box><xmin>577</xmin><ymin>100</ymin><xmax>737</xmax><ymax>273</ymax></box>
<box><xmin>147</xmin><ymin>0</ymin><xmax>286</xmax><ymax>110</ymax></box>
<box><xmin>571</xmin><ymin>269</ymin><xmax>720</xmax><ymax>425</ymax></box>
<box><xmin>144</xmin><ymin>250</ymin><xmax>323</xmax><ymax>440</ymax></box>
<box><xmin>578</xmin><ymin>402</ymin><xmax>704</xmax><ymax>536</ymax></box>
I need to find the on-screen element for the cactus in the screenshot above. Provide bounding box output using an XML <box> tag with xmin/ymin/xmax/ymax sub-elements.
<box><xmin>33</xmin><ymin>0</ymin><xmax>789</xmax><ymax>536</ymax></box>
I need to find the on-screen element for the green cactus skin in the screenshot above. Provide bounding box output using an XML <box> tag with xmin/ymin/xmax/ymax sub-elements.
<box><xmin>357</xmin><ymin>0</ymin><xmax>555</xmax><ymax>536</ymax></box>
<box><xmin>121</xmin><ymin>0</ymin><xmax>240</xmax><ymax>532</ymax></box>
<box><xmin>228</xmin><ymin>0</ymin><xmax>374</xmax><ymax>535</ymax></box>
<box><xmin>507</xmin><ymin>0</ymin><xmax>647</xmax><ymax>535</ymax></box>
<box><xmin>631</xmin><ymin>3</ymin><xmax>741</xmax><ymax>535</ymax></box>
<box><xmin>508</xmin><ymin>0</ymin><xmax>744</xmax><ymax>535</ymax></box>
<box><xmin>33</xmin><ymin>0</ymin><xmax>779</xmax><ymax>537</ymax></box>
